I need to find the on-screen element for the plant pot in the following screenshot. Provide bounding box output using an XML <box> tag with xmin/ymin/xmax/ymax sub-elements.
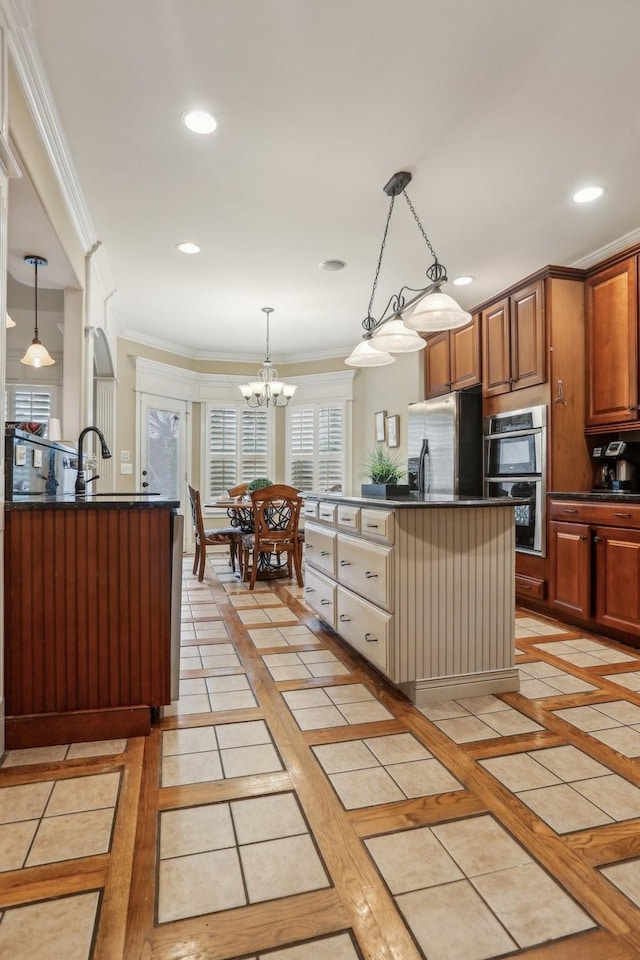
<box><xmin>361</xmin><ymin>483</ymin><xmax>410</xmax><ymax>499</ymax></box>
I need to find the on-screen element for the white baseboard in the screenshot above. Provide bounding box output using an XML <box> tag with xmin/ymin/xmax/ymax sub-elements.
<box><xmin>409</xmin><ymin>668</ymin><xmax>520</xmax><ymax>706</ymax></box>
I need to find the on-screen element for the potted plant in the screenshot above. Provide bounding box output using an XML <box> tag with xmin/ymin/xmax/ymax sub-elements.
<box><xmin>361</xmin><ymin>448</ymin><xmax>409</xmax><ymax>498</ymax></box>
<box><xmin>247</xmin><ymin>477</ymin><xmax>273</xmax><ymax>493</ymax></box>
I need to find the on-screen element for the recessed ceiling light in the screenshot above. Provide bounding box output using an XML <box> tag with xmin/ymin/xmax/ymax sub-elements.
<box><xmin>182</xmin><ymin>110</ymin><xmax>217</xmax><ymax>135</ymax></box>
<box><xmin>319</xmin><ymin>259</ymin><xmax>346</xmax><ymax>271</ymax></box>
<box><xmin>176</xmin><ymin>242</ymin><xmax>200</xmax><ymax>254</ymax></box>
<box><xmin>572</xmin><ymin>185</ymin><xmax>605</xmax><ymax>204</ymax></box>
<box><xmin>452</xmin><ymin>275</ymin><xmax>474</xmax><ymax>286</ymax></box>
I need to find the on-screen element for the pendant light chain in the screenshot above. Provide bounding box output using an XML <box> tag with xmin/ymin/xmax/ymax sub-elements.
<box><xmin>402</xmin><ymin>190</ymin><xmax>446</xmax><ymax>283</ymax></box>
<box><xmin>33</xmin><ymin>257</ymin><xmax>40</xmax><ymax>340</ymax></box>
<box><xmin>364</xmin><ymin>195</ymin><xmax>396</xmax><ymax>332</ymax></box>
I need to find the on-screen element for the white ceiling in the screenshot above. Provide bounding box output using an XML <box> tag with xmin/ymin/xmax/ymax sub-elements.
<box><xmin>12</xmin><ymin>0</ymin><xmax>640</xmax><ymax>361</ymax></box>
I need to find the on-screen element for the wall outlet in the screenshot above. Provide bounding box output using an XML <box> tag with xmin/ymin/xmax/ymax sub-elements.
<box><xmin>33</xmin><ymin>449</ymin><xmax>43</xmax><ymax>468</ymax></box>
<box><xmin>120</xmin><ymin>450</ymin><xmax>130</xmax><ymax>462</ymax></box>
<box><xmin>120</xmin><ymin>463</ymin><xmax>133</xmax><ymax>475</ymax></box>
<box><xmin>14</xmin><ymin>445</ymin><xmax>26</xmax><ymax>466</ymax></box>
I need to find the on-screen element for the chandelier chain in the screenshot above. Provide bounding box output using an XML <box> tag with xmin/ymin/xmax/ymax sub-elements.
<box><xmin>402</xmin><ymin>190</ymin><xmax>438</xmax><ymax>264</ymax></box>
<box><xmin>366</xmin><ymin>195</ymin><xmax>396</xmax><ymax>321</ymax></box>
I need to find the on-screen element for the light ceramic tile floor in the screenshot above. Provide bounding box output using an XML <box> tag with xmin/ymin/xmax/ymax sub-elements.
<box><xmin>282</xmin><ymin>684</ymin><xmax>394</xmax><ymax>730</ymax></box>
<box><xmin>366</xmin><ymin>814</ymin><xmax>595</xmax><ymax>957</ymax></box>
<box><xmin>531</xmin><ymin>637</ymin><xmax>639</xmax><ymax>667</ymax></box>
<box><xmin>313</xmin><ymin>733</ymin><xmax>463</xmax><ymax>809</ymax></box>
<box><xmin>0</xmin><ymin>739</ymin><xmax>127</xmax><ymax>768</ymax></box>
<box><xmin>157</xmin><ymin>791</ymin><xmax>329</xmax><ymax>922</ymax></box>
<box><xmin>552</xmin><ymin>701</ymin><xmax>640</xmax><ymax>757</ymax></box>
<box><xmin>262</xmin><ymin>649</ymin><xmax>351</xmax><ymax>681</ymax></box>
<box><xmin>247</xmin><ymin>625</ymin><xmax>322</xmax><ymax>648</ymax></box>
<box><xmin>418</xmin><ymin>694</ymin><xmax>545</xmax><ymax>743</ymax></box>
<box><xmin>480</xmin><ymin>744</ymin><xmax>640</xmax><ymax>833</ymax></box>
<box><xmin>517</xmin><ymin>660</ymin><xmax>598</xmax><ymax>698</ymax></box>
<box><xmin>161</xmin><ymin>720</ymin><xmax>283</xmax><ymax>786</ymax></box>
<box><xmin>0</xmin><ymin>892</ymin><xmax>100</xmax><ymax>960</ymax></box>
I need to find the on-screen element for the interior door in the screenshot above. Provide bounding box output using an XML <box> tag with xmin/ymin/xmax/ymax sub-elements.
<box><xmin>139</xmin><ymin>394</ymin><xmax>188</xmax><ymax>518</ymax></box>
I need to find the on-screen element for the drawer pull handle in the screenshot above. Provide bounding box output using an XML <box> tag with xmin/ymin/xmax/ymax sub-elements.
<box><xmin>339</xmin><ymin>614</ymin><xmax>351</xmax><ymax>622</ymax></box>
<box><xmin>339</xmin><ymin>516</ymin><xmax>351</xmax><ymax>522</ymax></box>
<box><xmin>520</xmin><ymin>584</ymin><xmax>531</xmax><ymax>590</ymax></box>
<box><xmin>321</xmin><ymin>599</ymin><xmax>331</xmax><ymax>606</ymax></box>
<box><xmin>320</xmin><ymin>550</ymin><xmax>330</xmax><ymax>556</ymax></box>
<box><xmin>320</xmin><ymin>513</ymin><xmax>331</xmax><ymax>519</ymax></box>
<box><xmin>614</xmin><ymin>512</ymin><xmax>632</xmax><ymax>518</ymax></box>
<box><xmin>340</xmin><ymin>560</ymin><xmax>351</xmax><ymax>566</ymax></box>
<box><xmin>365</xmin><ymin>523</ymin><xmax>379</xmax><ymax>529</ymax></box>
<box><xmin>365</xmin><ymin>571</ymin><xmax>378</xmax><ymax>579</ymax></box>
<box><xmin>306</xmin><ymin>544</ymin><xmax>314</xmax><ymax>549</ymax></box>
<box><xmin>364</xmin><ymin>632</ymin><xmax>378</xmax><ymax>643</ymax></box>
<box><xmin>564</xmin><ymin>509</ymin><xmax>578</xmax><ymax>514</ymax></box>
<box><xmin>305</xmin><ymin>587</ymin><xmax>315</xmax><ymax>593</ymax></box>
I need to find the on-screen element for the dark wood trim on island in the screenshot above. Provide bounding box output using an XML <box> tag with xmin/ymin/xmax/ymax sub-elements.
<box><xmin>3</xmin><ymin>495</ymin><xmax>180</xmax><ymax>748</ymax></box>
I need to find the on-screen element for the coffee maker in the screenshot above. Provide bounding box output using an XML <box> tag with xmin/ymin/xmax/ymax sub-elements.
<box><xmin>592</xmin><ymin>441</ymin><xmax>639</xmax><ymax>493</ymax></box>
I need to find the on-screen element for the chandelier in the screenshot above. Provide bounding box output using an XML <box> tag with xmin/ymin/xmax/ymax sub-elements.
<box><xmin>345</xmin><ymin>171</ymin><xmax>471</xmax><ymax>367</ymax></box>
<box><xmin>20</xmin><ymin>255</ymin><xmax>55</xmax><ymax>368</ymax></box>
<box><xmin>239</xmin><ymin>307</ymin><xmax>297</xmax><ymax>407</ymax></box>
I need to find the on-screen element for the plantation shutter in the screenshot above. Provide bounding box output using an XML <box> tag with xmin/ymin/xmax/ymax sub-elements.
<box><xmin>208</xmin><ymin>407</ymin><xmax>238</xmax><ymax>499</ymax></box>
<box><xmin>290</xmin><ymin>406</ymin><xmax>315</xmax><ymax>490</ymax></box>
<box><xmin>288</xmin><ymin>403</ymin><xmax>344</xmax><ymax>492</ymax></box>
<box><xmin>240</xmin><ymin>409</ymin><xmax>268</xmax><ymax>482</ymax></box>
<box><xmin>13</xmin><ymin>388</ymin><xmax>52</xmax><ymax>424</ymax></box>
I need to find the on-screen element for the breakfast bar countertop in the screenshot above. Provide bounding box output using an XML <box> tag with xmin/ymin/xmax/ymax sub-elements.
<box><xmin>5</xmin><ymin>494</ymin><xmax>180</xmax><ymax>510</ymax></box>
<box><xmin>302</xmin><ymin>492</ymin><xmax>518</xmax><ymax>508</ymax></box>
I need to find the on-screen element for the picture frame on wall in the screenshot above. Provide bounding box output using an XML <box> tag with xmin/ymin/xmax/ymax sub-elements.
<box><xmin>375</xmin><ymin>410</ymin><xmax>386</xmax><ymax>442</ymax></box>
<box><xmin>387</xmin><ymin>414</ymin><xmax>399</xmax><ymax>448</ymax></box>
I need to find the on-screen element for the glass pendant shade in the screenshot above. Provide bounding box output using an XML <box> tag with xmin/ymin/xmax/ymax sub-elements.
<box><xmin>402</xmin><ymin>291</ymin><xmax>472</xmax><ymax>332</ymax></box>
<box><xmin>6</xmin><ymin>313</ymin><xmax>15</xmax><ymax>328</ymax></box>
<box><xmin>370</xmin><ymin>318</ymin><xmax>426</xmax><ymax>354</ymax></box>
<box><xmin>345</xmin><ymin>339</ymin><xmax>395</xmax><ymax>367</ymax></box>
<box><xmin>21</xmin><ymin>336</ymin><xmax>55</xmax><ymax>367</ymax></box>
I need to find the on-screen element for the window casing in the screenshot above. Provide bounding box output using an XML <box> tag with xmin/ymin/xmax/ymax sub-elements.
<box><xmin>287</xmin><ymin>402</ymin><xmax>346</xmax><ymax>493</ymax></box>
<box><xmin>205</xmin><ymin>403</ymin><xmax>273</xmax><ymax>499</ymax></box>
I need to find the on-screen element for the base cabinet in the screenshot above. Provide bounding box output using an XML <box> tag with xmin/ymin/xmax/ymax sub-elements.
<box><xmin>549</xmin><ymin>499</ymin><xmax>640</xmax><ymax>640</ymax></box>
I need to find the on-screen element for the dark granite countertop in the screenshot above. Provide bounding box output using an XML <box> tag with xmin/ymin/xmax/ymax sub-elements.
<box><xmin>548</xmin><ymin>491</ymin><xmax>640</xmax><ymax>503</ymax></box>
<box><xmin>5</xmin><ymin>493</ymin><xmax>180</xmax><ymax>510</ymax></box>
<box><xmin>303</xmin><ymin>493</ymin><xmax>519</xmax><ymax>509</ymax></box>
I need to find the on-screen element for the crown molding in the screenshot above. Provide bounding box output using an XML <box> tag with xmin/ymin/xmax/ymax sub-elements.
<box><xmin>570</xmin><ymin>226</ymin><xmax>640</xmax><ymax>270</ymax></box>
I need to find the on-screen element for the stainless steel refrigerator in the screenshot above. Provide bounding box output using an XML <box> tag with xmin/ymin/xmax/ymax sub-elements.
<box><xmin>407</xmin><ymin>387</ymin><xmax>483</xmax><ymax>496</ymax></box>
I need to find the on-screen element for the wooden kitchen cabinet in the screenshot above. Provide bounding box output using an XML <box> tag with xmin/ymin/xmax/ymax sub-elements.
<box><xmin>482</xmin><ymin>280</ymin><xmax>545</xmax><ymax>397</ymax></box>
<box><xmin>423</xmin><ymin>315</ymin><xmax>480</xmax><ymax>398</ymax></box>
<box><xmin>548</xmin><ymin>498</ymin><xmax>640</xmax><ymax>641</ymax></box>
<box><xmin>585</xmin><ymin>255</ymin><xmax>639</xmax><ymax>429</ymax></box>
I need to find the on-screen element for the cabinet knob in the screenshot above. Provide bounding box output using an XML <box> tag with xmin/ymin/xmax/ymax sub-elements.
<box><xmin>593</xmin><ymin>535</ymin><xmax>601</xmax><ymax>543</ymax></box>
<box><xmin>579</xmin><ymin>535</ymin><xmax>587</xmax><ymax>541</ymax></box>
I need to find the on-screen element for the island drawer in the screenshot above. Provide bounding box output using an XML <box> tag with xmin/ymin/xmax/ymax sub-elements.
<box><xmin>549</xmin><ymin>499</ymin><xmax>640</xmax><ymax>528</ymax></box>
<box><xmin>360</xmin><ymin>508</ymin><xmax>394</xmax><ymax>543</ymax></box>
<box><xmin>318</xmin><ymin>501</ymin><xmax>337</xmax><ymax>524</ymax></box>
<box><xmin>304</xmin><ymin>522</ymin><xmax>337</xmax><ymax>577</ymax></box>
<box><xmin>337</xmin><ymin>505</ymin><xmax>360</xmax><ymax>532</ymax></box>
<box><xmin>337</xmin><ymin>586</ymin><xmax>390</xmax><ymax>676</ymax></box>
<box><xmin>337</xmin><ymin>532</ymin><xmax>392</xmax><ymax>610</ymax></box>
<box><xmin>302</xmin><ymin>501</ymin><xmax>318</xmax><ymax>520</ymax></box>
<box><xmin>304</xmin><ymin>567</ymin><xmax>336</xmax><ymax>628</ymax></box>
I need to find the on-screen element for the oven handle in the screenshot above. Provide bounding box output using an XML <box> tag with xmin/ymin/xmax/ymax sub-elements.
<box><xmin>484</xmin><ymin>428</ymin><xmax>543</xmax><ymax>440</ymax></box>
<box><xmin>484</xmin><ymin>475</ymin><xmax>542</xmax><ymax>482</ymax></box>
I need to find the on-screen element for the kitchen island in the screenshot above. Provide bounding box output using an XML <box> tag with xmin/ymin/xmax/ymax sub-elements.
<box><xmin>302</xmin><ymin>493</ymin><xmax>518</xmax><ymax>705</ymax></box>
<box><xmin>4</xmin><ymin>494</ymin><xmax>181</xmax><ymax>748</ymax></box>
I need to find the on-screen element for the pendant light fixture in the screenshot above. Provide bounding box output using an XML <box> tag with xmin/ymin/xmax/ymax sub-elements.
<box><xmin>21</xmin><ymin>255</ymin><xmax>55</xmax><ymax>368</ymax></box>
<box><xmin>345</xmin><ymin>171</ymin><xmax>471</xmax><ymax>367</ymax></box>
<box><xmin>5</xmin><ymin>313</ymin><xmax>15</xmax><ymax>328</ymax></box>
<box><xmin>238</xmin><ymin>307</ymin><xmax>297</xmax><ymax>406</ymax></box>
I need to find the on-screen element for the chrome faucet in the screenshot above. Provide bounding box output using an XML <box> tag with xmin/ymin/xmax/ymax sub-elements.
<box><xmin>75</xmin><ymin>426</ymin><xmax>112</xmax><ymax>495</ymax></box>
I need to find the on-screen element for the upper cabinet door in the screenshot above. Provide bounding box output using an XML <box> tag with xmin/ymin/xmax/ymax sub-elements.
<box><xmin>481</xmin><ymin>297</ymin><xmax>511</xmax><ymax>396</ymax></box>
<box><xmin>423</xmin><ymin>330</ymin><xmax>452</xmax><ymax>398</ymax></box>
<box><xmin>450</xmin><ymin>315</ymin><xmax>481</xmax><ymax>391</ymax></box>
<box><xmin>510</xmin><ymin>280</ymin><xmax>545</xmax><ymax>390</ymax></box>
<box><xmin>586</xmin><ymin>256</ymin><xmax>638</xmax><ymax>428</ymax></box>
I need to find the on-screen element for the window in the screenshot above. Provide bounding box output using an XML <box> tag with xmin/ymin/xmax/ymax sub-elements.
<box><xmin>205</xmin><ymin>404</ymin><xmax>271</xmax><ymax>499</ymax></box>
<box><xmin>288</xmin><ymin>403</ymin><xmax>345</xmax><ymax>492</ymax></box>
<box><xmin>5</xmin><ymin>384</ymin><xmax>56</xmax><ymax>426</ymax></box>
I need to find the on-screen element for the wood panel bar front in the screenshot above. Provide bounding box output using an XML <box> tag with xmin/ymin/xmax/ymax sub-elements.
<box><xmin>4</xmin><ymin>497</ymin><xmax>179</xmax><ymax>748</ymax></box>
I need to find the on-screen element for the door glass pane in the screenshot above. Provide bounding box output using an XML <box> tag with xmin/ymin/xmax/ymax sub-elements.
<box><xmin>147</xmin><ymin>407</ymin><xmax>180</xmax><ymax>497</ymax></box>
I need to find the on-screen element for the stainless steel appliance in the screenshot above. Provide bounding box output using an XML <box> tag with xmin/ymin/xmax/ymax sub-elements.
<box><xmin>407</xmin><ymin>388</ymin><xmax>483</xmax><ymax>496</ymax></box>
<box><xmin>484</xmin><ymin>405</ymin><xmax>546</xmax><ymax>556</ymax></box>
<box><xmin>592</xmin><ymin>440</ymin><xmax>639</xmax><ymax>493</ymax></box>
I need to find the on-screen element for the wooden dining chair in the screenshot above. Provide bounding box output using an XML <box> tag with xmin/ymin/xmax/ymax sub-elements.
<box><xmin>187</xmin><ymin>484</ymin><xmax>242</xmax><ymax>582</ymax></box>
<box><xmin>241</xmin><ymin>483</ymin><xmax>304</xmax><ymax>590</ymax></box>
<box><xmin>227</xmin><ymin>482</ymin><xmax>249</xmax><ymax>500</ymax></box>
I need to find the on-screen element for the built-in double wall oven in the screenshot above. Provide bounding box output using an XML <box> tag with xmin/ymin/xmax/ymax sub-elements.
<box><xmin>484</xmin><ymin>405</ymin><xmax>547</xmax><ymax>556</ymax></box>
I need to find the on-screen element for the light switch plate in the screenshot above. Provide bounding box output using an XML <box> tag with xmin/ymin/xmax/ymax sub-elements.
<box><xmin>120</xmin><ymin>450</ymin><xmax>130</xmax><ymax>462</ymax></box>
<box><xmin>33</xmin><ymin>449</ymin><xmax>43</xmax><ymax>468</ymax></box>
<box><xmin>120</xmin><ymin>463</ymin><xmax>133</xmax><ymax>474</ymax></box>
<box><xmin>14</xmin><ymin>445</ymin><xmax>26</xmax><ymax>466</ymax></box>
